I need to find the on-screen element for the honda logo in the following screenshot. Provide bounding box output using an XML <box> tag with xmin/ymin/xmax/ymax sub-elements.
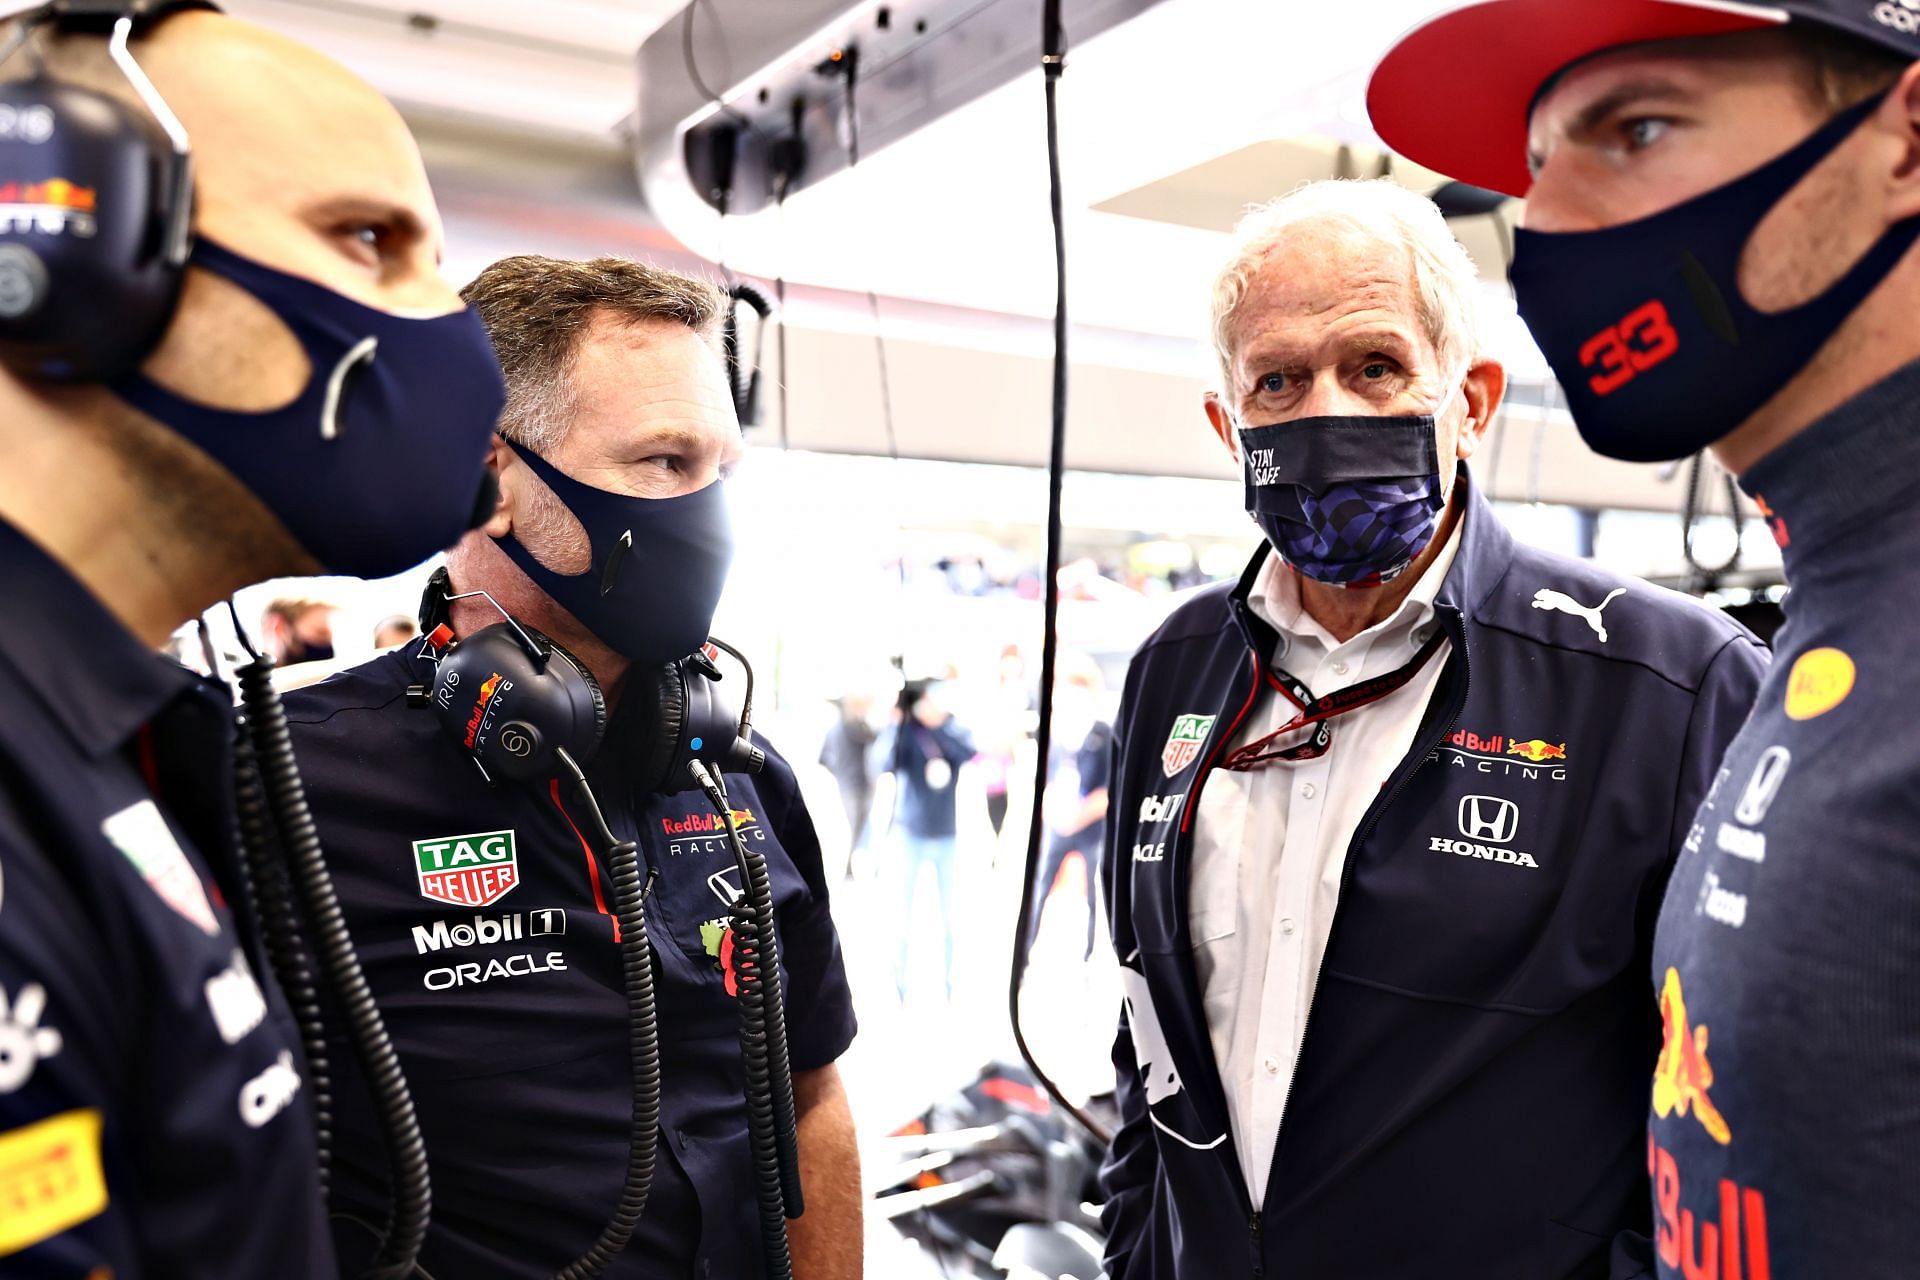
<box><xmin>1733</xmin><ymin>746</ymin><xmax>1790</xmax><ymax>826</ymax></box>
<box><xmin>1458</xmin><ymin>795</ymin><xmax>1519</xmax><ymax>844</ymax></box>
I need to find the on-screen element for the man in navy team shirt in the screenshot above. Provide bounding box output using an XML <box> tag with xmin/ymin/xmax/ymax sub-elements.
<box><xmin>287</xmin><ymin>255</ymin><xmax>862</xmax><ymax>1277</ymax></box>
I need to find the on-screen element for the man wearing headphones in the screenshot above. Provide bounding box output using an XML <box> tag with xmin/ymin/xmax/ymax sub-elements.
<box><xmin>0</xmin><ymin>4</ymin><xmax>504</xmax><ymax>1275</ymax></box>
<box><xmin>1371</xmin><ymin>2</ymin><xmax>1920</xmax><ymax>1274</ymax></box>
<box><xmin>284</xmin><ymin>255</ymin><xmax>862</xmax><ymax>1277</ymax></box>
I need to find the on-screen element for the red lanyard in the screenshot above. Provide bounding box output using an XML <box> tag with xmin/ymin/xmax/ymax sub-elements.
<box><xmin>1222</xmin><ymin>627</ymin><xmax>1448</xmax><ymax>771</ymax></box>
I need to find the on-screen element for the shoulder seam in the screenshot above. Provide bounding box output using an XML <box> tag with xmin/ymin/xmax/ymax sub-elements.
<box><xmin>1466</xmin><ymin>613</ymin><xmax>1762</xmax><ymax>696</ymax></box>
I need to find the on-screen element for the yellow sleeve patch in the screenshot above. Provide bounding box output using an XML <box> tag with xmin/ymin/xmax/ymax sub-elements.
<box><xmin>0</xmin><ymin>1108</ymin><xmax>108</xmax><ymax>1255</ymax></box>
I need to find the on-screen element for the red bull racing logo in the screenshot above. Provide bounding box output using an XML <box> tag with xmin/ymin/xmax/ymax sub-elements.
<box><xmin>1506</xmin><ymin>738</ymin><xmax>1568</xmax><ymax>764</ymax></box>
<box><xmin>1653</xmin><ymin>967</ymin><xmax>1730</xmax><ymax>1145</ymax></box>
<box><xmin>1648</xmin><ymin>967</ymin><xmax>1773</xmax><ymax>1279</ymax></box>
<box><xmin>461</xmin><ymin>672</ymin><xmax>506</xmax><ymax>749</ymax></box>
<box><xmin>0</xmin><ymin>177</ymin><xmax>97</xmax><ymax>237</ymax></box>
<box><xmin>659</xmin><ymin>808</ymin><xmax>758</xmax><ymax>837</ymax></box>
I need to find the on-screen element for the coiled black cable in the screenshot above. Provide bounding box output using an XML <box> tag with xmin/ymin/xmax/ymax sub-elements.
<box><xmin>552</xmin><ymin>748</ymin><xmax>662</xmax><ymax>1280</ymax></box>
<box><xmin>710</xmin><ymin>768</ymin><xmax>802</xmax><ymax>1217</ymax></box>
<box><xmin>230</xmin><ymin>712</ymin><xmax>333</xmax><ymax>1188</ymax></box>
<box><xmin>233</xmin><ymin>655</ymin><xmax>431</xmax><ymax>1280</ymax></box>
<box><xmin>689</xmin><ymin>760</ymin><xmax>796</xmax><ymax>1280</ymax></box>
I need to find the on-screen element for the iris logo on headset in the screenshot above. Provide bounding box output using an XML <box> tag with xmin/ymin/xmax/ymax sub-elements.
<box><xmin>0</xmin><ymin>0</ymin><xmax>505</xmax><ymax>579</ymax></box>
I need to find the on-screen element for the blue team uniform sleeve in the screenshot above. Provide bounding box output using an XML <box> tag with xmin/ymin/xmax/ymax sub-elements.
<box><xmin>757</xmin><ymin>751</ymin><xmax>858</xmax><ymax>1071</ymax></box>
<box><xmin>0</xmin><ymin>825</ymin><xmax>138</xmax><ymax>1270</ymax></box>
<box><xmin>1605</xmin><ymin>632</ymin><xmax>1768</xmax><ymax>1280</ymax></box>
<box><xmin>1095</xmin><ymin>721</ymin><xmax>1158</xmax><ymax>1280</ymax></box>
<box><xmin>1098</xmin><ymin>1008</ymin><xmax>1162</xmax><ymax>1280</ymax></box>
<box><xmin>1668</xmin><ymin>634</ymin><xmax>1771</xmax><ymax>858</ymax></box>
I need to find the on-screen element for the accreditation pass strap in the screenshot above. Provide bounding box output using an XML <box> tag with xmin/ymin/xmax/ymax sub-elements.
<box><xmin>1222</xmin><ymin>627</ymin><xmax>1448</xmax><ymax>770</ymax></box>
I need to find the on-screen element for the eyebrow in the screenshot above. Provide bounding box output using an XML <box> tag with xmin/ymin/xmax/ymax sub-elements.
<box><xmin>631</xmin><ymin>423</ymin><xmax>716</xmax><ymax>456</ymax></box>
<box><xmin>1529</xmin><ymin>75</ymin><xmax>1691</xmax><ymax>172</ymax></box>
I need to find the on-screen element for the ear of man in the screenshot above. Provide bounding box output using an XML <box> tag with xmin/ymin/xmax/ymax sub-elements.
<box><xmin>1876</xmin><ymin>60</ymin><xmax>1920</xmax><ymax>218</ymax></box>
<box><xmin>1454</xmin><ymin>359</ymin><xmax>1507</xmax><ymax>463</ymax></box>
<box><xmin>1203</xmin><ymin>391</ymin><xmax>1240</xmax><ymax>462</ymax></box>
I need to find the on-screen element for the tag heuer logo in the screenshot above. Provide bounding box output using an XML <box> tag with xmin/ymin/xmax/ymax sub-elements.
<box><xmin>1161</xmin><ymin>714</ymin><xmax>1216</xmax><ymax>778</ymax></box>
<box><xmin>414</xmin><ymin>829</ymin><xmax>519</xmax><ymax>907</ymax></box>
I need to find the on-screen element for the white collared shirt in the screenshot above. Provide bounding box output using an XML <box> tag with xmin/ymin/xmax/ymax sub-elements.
<box><xmin>1189</xmin><ymin>522</ymin><xmax>1462</xmax><ymax>1208</ymax></box>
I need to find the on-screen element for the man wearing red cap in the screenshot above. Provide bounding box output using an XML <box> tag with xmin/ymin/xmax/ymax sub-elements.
<box><xmin>1373</xmin><ymin>4</ymin><xmax>1920</xmax><ymax>1275</ymax></box>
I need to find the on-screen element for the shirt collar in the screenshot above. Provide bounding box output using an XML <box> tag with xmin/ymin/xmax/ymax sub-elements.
<box><xmin>0</xmin><ymin>515</ymin><xmax>202</xmax><ymax>759</ymax></box>
<box><xmin>1247</xmin><ymin>502</ymin><xmax>1465</xmax><ymax>659</ymax></box>
<box><xmin>1737</xmin><ymin>352</ymin><xmax>1920</xmax><ymax>579</ymax></box>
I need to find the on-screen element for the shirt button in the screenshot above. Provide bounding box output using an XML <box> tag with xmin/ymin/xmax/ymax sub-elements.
<box><xmin>1262</xmin><ymin>1055</ymin><xmax>1280</xmax><ymax>1074</ymax></box>
<box><xmin>1300</xmin><ymin>782</ymin><xmax>1317</xmax><ymax>800</ymax></box>
<box><xmin>1279</xmin><ymin>917</ymin><xmax>1296</xmax><ymax>936</ymax></box>
<box><xmin>1332</xmin><ymin>661</ymin><xmax>1350</xmax><ymax>676</ymax></box>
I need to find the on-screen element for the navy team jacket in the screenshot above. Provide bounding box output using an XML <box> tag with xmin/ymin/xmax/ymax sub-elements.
<box><xmin>1098</xmin><ymin>484</ymin><xmax>1768</xmax><ymax>1280</ymax></box>
<box><xmin>284</xmin><ymin>646</ymin><xmax>857</xmax><ymax>1279</ymax></box>
<box><xmin>0</xmin><ymin>518</ymin><xmax>334</xmax><ymax>1275</ymax></box>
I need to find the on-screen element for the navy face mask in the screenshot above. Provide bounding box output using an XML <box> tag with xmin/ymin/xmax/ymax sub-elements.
<box><xmin>1238</xmin><ymin>415</ymin><xmax>1445</xmax><ymax>588</ymax></box>
<box><xmin>497</xmin><ymin>440</ymin><xmax>734</xmax><ymax>665</ymax></box>
<box><xmin>113</xmin><ymin>239</ymin><xmax>505</xmax><ymax>578</ymax></box>
<box><xmin>1511</xmin><ymin>95</ymin><xmax>1920</xmax><ymax>465</ymax></box>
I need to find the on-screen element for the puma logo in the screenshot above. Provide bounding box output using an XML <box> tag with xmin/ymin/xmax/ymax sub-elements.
<box><xmin>1531</xmin><ymin>587</ymin><xmax>1627</xmax><ymax>643</ymax></box>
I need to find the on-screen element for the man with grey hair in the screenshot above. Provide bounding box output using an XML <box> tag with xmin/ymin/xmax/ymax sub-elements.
<box><xmin>283</xmin><ymin>255</ymin><xmax>863</xmax><ymax>1277</ymax></box>
<box><xmin>1096</xmin><ymin>179</ymin><xmax>1767</xmax><ymax>1279</ymax></box>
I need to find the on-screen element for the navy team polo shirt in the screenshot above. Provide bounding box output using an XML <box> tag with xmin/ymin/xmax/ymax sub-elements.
<box><xmin>1648</xmin><ymin>357</ymin><xmax>1920</xmax><ymax>1279</ymax></box>
<box><xmin>0</xmin><ymin>517</ymin><xmax>335</xmax><ymax>1275</ymax></box>
<box><xmin>284</xmin><ymin>645</ymin><xmax>857</xmax><ymax>1278</ymax></box>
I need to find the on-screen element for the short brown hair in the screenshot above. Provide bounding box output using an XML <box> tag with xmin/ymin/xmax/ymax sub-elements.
<box><xmin>461</xmin><ymin>255</ymin><xmax>726</xmax><ymax>453</ymax></box>
<box><xmin>1794</xmin><ymin>23</ymin><xmax>1912</xmax><ymax>114</ymax></box>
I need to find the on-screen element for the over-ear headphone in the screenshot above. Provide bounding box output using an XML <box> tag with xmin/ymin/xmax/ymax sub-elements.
<box><xmin>413</xmin><ymin>620</ymin><xmax>607</xmax><ymax>786</ymax></box>
<box><xmin>0</xmin><ymin>1</ymin><xmax>212</xmax><ymax>380</ymax></box>
<box><xmin>412</xmin><ymin>572</ymin><xmax>763</xmax><ymax>793</ymax></box>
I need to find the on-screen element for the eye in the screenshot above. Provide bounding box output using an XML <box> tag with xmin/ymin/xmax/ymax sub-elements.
<box><xmin>1256</xmin><ymin>372</ymin><xmax>1286</xmax><ymax>394</ymax></box>
<box><xmin>334</xmin><ymin>222</ymin><xmax>395</xmax><ymax>266</ymax></box>
<box><xmin>1623</xmin><ymin>117</ymin><xmax>1671</xmax><ymax>152</ymax></box>
<box><xmin>1362</xmin><ymin>362</ymin><xmax>1391</xmax><ymax>380</ymax></box>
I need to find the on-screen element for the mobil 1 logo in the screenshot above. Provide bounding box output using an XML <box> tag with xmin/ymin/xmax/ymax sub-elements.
<box><xmin>411</xmin><ymin>907</ymin><xmax>567</xmax><ymax>955</ymax></box>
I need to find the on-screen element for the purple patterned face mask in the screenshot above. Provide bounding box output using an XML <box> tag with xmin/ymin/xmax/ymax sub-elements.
<box><xmin>1238</xmin><ymin>414</ymin><xmax>1445</xmax><ymax>588</ymax></box>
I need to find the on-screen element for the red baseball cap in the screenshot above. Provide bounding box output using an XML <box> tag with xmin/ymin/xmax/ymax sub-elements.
<box><xmin>1369</xmin><ymin>0</ymin><xmax>1803</xmax><ymax>198</ymax></box>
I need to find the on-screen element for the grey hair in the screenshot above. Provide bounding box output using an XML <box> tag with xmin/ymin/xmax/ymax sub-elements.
<box><xmin>1209</xmin><ymin>179</ymin><xmax>1484</xmax><ymax>393</ymax></box>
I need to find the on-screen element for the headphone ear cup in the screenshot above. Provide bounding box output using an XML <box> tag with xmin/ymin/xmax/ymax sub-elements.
<box><xmin>0</xmin><ymin>77</ymin><xmax>188</xmax><ymax>380</ymax></box>
<box><xmin>630</xmin><ymin>663</ymin><xmax>688</xmax><ymax>793</ymax></box>
<box><xmin>570</xmin><ymin>646</ymin><xmax>609</xmax><ymax>741</ymax></box>
<box><xmin>523</xmin><ymin>628</ymin><xmax>606</xmax><ymax>758</ymax></box>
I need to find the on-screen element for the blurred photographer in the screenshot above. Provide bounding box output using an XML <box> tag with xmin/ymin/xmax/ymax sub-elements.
<box><xmin>876</xmin><ymin>678</ymin><xmax>975</xmax><ymax>1002</ymax></box>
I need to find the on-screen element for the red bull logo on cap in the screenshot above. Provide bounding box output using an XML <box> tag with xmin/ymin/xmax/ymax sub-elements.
<box><xmin>1506</xmin><ymin>738</ymin><xmax>1568</xmax><ymax>764</ymax></box>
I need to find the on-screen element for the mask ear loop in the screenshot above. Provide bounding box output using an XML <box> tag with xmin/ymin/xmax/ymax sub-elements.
<box><xmin>319</xmin><ymin>336</ymin><xmax>378</xmax><ymax>440</ymax></box>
